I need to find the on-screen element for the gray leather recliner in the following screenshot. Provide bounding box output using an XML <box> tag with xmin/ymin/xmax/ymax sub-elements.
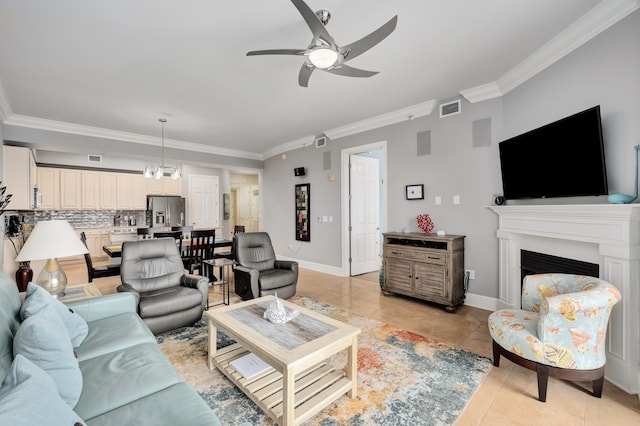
<box><xmin>234</xmin><ymin>232</ymin><xmax>298</xmax><ymax>300</ymax></box>
<box><xmin>117</xmin><ymin>238</ymin><xmax>209</xmax><ymax>335</ymax></box>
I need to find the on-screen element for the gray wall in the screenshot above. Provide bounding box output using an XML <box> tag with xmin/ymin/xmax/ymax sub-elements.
<box><xmin>263</xmin><ymin>11</ymin><xmax>640</xmax><ymax>301</ymax></box>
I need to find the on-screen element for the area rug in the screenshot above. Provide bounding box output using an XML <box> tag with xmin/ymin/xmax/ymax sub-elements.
<box><xmin>157</xmin><ymin>296</ymin><xmax>492</xmax><ymax>425</ymax></box>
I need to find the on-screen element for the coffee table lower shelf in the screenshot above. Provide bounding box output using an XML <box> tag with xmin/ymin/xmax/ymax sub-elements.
<box><xmin>213</xmin><ymin>343</ymin><xmax>353</xmax><ymax>426</ymax></box>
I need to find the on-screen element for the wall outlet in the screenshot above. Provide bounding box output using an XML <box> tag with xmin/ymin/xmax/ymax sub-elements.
<box><xmin>453</xmin><ymin>195</ymin><xmax>461</xmax><ymax>205</ymax></box>
<box><xmin>288</xmin><ymin>244</ymin><xmax>293</xmax><ymax>250</ymax></box>
<box><xmin>465</xmin><ymin>269</ymin><xmax>475</xmax><ymax>280</ymax></box>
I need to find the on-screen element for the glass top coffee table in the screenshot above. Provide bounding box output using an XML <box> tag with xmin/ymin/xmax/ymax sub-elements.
<box><xmin>205</xmin><ymin>295</ymin><xmax>360</xmax><ymax>426</ymax></box>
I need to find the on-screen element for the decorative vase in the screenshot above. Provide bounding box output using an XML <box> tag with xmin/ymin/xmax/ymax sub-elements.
<box><xmin>416</xmin><ymin>214</ymin><xmax>434</xmax><ymax>233</ymax></box>
<box><xmin>15</xmin><ymin>263</ymin><xmax>32</xmax><ymax>292</ymax></box>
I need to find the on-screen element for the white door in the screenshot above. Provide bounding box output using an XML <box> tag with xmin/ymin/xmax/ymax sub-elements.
<box><xmin>350</xmin><ymin>155</ymin><xmax>380</xmax><ymax>275</ymax></box>
<box><xmin>250</xmin><ymin>185</ymin><xmax>260</xmax><ymax>231</ymax></box>
<box><xmin>188</xmin><ymin>175</ymin><xmax>219</xmax><ymax>229</ymax></box>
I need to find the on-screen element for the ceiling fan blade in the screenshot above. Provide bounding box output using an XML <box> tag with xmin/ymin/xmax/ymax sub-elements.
<box><xmin>325</xmin><ymin>64</ymin><xmax>378</xmax><ymax>78</ymax></box>
<box><xmin>246</xmin><ymin>49</ymin><xmax>306</xmax><ymax>56</ymax></box>
<box><xmin>290</xmin><ymin>0</ymin><xmax>335</xmax><ymax>45</ymax></box>
<box><xmin>298</xmin><ymin>63</ymin><xmax>316</xmax><ymax>87</ymax></box>
<box><xmin>341</xmin><ymin>15</ymin><xmax>398</xmax><ymax>62</ymax></box>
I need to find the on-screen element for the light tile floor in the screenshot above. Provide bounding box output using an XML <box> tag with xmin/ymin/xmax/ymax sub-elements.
<box><xmin>63</xmin><ymin>262</ymin><xmax>640</xmax><ymax>425</ymax></box>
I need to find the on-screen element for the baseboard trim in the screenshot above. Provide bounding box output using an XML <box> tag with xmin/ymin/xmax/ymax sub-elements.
<box><xmin>276</xmin><ymin>255</ymin><xmax>347</xmax><ymax>277</ymax></box>
<box><xmin>463</xmin><ymin>293</ymin><xmax>498</xmax><ymax>312</ymax></box>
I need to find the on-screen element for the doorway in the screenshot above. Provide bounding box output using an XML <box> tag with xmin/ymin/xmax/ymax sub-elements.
<box><xmin>341</xmin><ymin>141</ymin><xmax>387</xmax><ymax>276</ymax></box>
<box><xmin>230</xmin><ymin>172</ymin><xmax>260</xmax><ymax>236</ymax></box>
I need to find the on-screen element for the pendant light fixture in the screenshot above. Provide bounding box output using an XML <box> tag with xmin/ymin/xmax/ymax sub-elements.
<box><xmin>144</xmin><ymin>118</ymin><xmax>181</xmax><ymax>180</ymax></box>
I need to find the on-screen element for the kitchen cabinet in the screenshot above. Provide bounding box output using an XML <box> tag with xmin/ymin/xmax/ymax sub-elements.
<box><xmin>59</xmin><ymin>169</ymin><xmax>82</xmax><ymax>210</ymax></box>
<box><xmin>146</xmin><ymin>176</ymin><xmax>182</xmax><ymax>196</ymax></box>
<box><xmin>116</xmin><ymin>174</ymin><xmax>134</xmax><ymax>209</ymax></box>
<box><xmin>36</xmin><ymin>168</ymin><xmax>60</xmax><ymax>210</ymax></box>
<box><xmin>382</xmin><ymin>232</ymin><xmax>465</xmax><ymax>312</ymax></box>
<box><xmin>162</xmin><ymin>177</ymin><xmax>182</xmax><ymax>195</ymax></box>
<box><xmin>2</xmin><ymin>145</ymin><xmax>36</xmax><ymax>210</ymax></box>
<box><xmin>81</xmin><ymin>171</ymin><xmax>100</xmax><ymax>209</ymax></box>
<box><xmin>99</xmin><ymin>173</ymin><xmax>117</xmax><ymax>210</ymax></box>
<box><xmin>132</xmin><ymin>174</ymin><xmax>147</xmax><ymax>209</ymax></box>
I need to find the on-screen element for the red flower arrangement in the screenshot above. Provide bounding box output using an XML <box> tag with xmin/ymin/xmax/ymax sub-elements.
<box><xmin>416</xmin><ymin>214</ymin><xmax>434</xmax><ymax>233</ymax></box>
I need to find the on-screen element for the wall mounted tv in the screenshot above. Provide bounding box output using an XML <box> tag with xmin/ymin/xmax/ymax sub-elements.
<box><xmin>498</xmin><ymin>105</ymin><xmax>608</xmax><ymax>200</ymax></box>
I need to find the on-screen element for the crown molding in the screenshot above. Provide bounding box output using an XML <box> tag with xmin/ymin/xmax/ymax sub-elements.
<box><xmin>262</xmin><ymin>135</ymin><xmax>315</xmax><ymax>159</ymax></box>
<box><xmin>3</xmin><ymin>114</ymin><xmax>264</xmax><ymax>161</ymax></box>
<box><xmin>0</xmin><ymin>80</ymin><xmax>13</xmax><ymax>122</ymax></box>
<box><xmin>459</xmin><ymin>82</ymin><xmax>503</xmax><ymax>104</ymax></box>
<box><xmin>461</xmin><ymin>0</ymin><xmax>639</xmax><ymax>103</ymax></box>
<box><xmin>323</xmin><ymin>99</ymin><xmax>437</xmax><ymax>140</ymax></box>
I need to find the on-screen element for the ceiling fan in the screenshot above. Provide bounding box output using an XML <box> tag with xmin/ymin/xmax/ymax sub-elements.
<box><xmin>246</xmin><ymin>0</ymin><xmax>398</xmax><ymax>87</ymax></box>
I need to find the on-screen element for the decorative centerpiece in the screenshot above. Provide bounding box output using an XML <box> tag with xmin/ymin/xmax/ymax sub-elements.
<box><xmin>263</xmin><ymin>294</ymin><xmax>300</xmax><ymax>324</ymax></box>
<box><xmin>416</xmin><ymin>214</ymin><xmax>434</xmax><ymax>233</ymax></box>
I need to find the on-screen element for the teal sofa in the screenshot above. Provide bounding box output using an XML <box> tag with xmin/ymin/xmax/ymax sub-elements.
<box><xmin>0</xmin><ymin>271</ymin><xmax>222</xmax><ymax>425</ymax></box>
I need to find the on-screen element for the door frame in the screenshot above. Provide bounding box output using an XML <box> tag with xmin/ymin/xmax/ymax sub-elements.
<box><xmin>340</xmin><ymin>141</ymin><xmax>388</xmax><ymax>276</ymax></box>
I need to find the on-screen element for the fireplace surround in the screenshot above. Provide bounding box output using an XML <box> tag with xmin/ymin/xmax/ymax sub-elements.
<box><xmin>490</xmin><ymin>204</ymin><xmax>640</xmax><ymax>395</ymax></box>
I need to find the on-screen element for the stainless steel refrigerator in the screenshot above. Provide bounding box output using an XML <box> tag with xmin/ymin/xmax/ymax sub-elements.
<box><xmin>146</xmin><ymin>196</ymin><xmax>186</xmax><ymax>227</ymax></box>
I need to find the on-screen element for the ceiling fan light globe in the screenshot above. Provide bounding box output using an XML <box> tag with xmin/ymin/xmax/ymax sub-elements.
<box><xmin>308</xmin><ymin>48</ymin><xmax>338</xmax><ymax>69</ymax></box>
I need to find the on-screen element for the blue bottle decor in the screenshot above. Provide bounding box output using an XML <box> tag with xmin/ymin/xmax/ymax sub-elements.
<box><xmin>608</xmin><ymin>145</ymin><xmax>640</xmax><ymax>204</ymax></box>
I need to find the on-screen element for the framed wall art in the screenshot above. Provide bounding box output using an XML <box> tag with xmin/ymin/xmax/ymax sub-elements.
<box><xmin>405</xmin><ymin>184</ymin><xmax>424</xmax><ymax>200</ymax></box>
<box><xmin>295</xmin><ymin>183</ymin><xmax>310</xmax><ymax>241</ymax></box>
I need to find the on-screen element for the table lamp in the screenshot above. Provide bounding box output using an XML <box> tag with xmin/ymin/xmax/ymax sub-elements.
<box><xmin>15</xmin><ymin>219</ymin><xmax>88</xmax><ymax>298</ymax></box>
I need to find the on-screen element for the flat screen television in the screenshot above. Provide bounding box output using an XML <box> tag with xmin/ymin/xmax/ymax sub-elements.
<box><xmin>498</xmin><ymin>105</ymin><xmax>608</xmax><ymax>200</ymax></box>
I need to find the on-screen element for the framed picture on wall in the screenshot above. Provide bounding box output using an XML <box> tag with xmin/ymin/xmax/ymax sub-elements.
<box><xmin>405</xmin><ymin>184</ymin><xmax>424</xmax><ymax>200</ymax></box>
<box><xmin>223</xmin><ymin>193</ymin><xmax>230</xmax><ymax>220</ymax></box>
<box><xmin>295</xmin><ymin>183</ymin><xmax>310</xmax><ymax>241</ymax></box>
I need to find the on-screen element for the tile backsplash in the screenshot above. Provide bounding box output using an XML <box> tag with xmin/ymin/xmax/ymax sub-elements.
<box><xmin>8</xmin><ymin>210</ymin><xmax>147</xmax><ymax>230</ymax></box>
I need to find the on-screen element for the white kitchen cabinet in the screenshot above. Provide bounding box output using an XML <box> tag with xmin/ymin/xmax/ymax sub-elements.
<box><xmin>2</xmin><ymin>146</ymin><xmax>36</xmax><ymax>210</ymax></box>
<box><xmin>36</xmin><ymin>167</ymin><xmax>60</xmax><ymax>210</ymax></box>
<box><xmin>162</xmin><ymin>177</ymin><xmax>182</xmax><ymax>195</ymax></box>
<box><xmin>99</xmin><ymin>173</ymin><xmax>118</xmax><ymax>209</ymax></box>
<box><xmin>116</xmin><ymin>174</ymin><xmax>134</xmax><ymax>209</ymax></box>
<box><xmin>146</xmin><ymin>176</ymin><xmax>182</xmax><ymax>196</ymax></box>
<box><xmin>59</xmin><ymin>169</ymin><xmax>82</xmax><ymax>210</ymax></box>
<box><xmin>81</xmin><ymin>171</ymin><xmax>100</xmax><ymax>210</ymax></box>
<box><xmin>132</xmin><ymin>174</ymin><xmax>147</xmax><ymax>209</ymax></box>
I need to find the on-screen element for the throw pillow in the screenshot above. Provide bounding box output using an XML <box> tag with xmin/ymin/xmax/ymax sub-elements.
<box><xmin>0</xmin><ymin>355</ymin><xmax>85</xmax><ymax>426</ymax></box>
<box><xmin>20</xmin><ymin>282</ymin><xmax>89</xmax><ymax>347</ymax></box>
<box><xmin>14</xmin><ymin>302</ymin><xmax>83</xmax><ymax>407</ymax></box>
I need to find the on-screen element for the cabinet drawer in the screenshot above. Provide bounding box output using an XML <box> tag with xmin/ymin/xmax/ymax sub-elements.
<box><xmin>385</xmin><ymin>246</ymin><xmax>447</xmax><ymax>265</ymax></box>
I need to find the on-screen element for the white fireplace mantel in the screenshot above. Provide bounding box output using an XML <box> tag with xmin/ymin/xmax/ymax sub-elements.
<box><xmin>490</xmin><ymin>204</ymin><xmax>640</xmax><ymax>395</ymax></box>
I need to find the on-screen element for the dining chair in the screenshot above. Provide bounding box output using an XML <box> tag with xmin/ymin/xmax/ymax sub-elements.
<box><xmin>137</xmin><ymin>227</ymin><xmax>159</xmax><ymax>239</ymax></box>
<box><xmin>80</xmin><ymin>232</ymin><xmax>120</xmax><ymax>283</ymax></box>
<box><xmin>216</xmin><ymin>225</ymin><xmax>245</xmax><ymax>261</ymax></box>
<box><xmin>153</xmin><ymin>231</ymin><xmax>183</xmax><ymax>255</ymax></box>
<box><xmin>183</xmin><ymin>229</ymin><xmax>216</xmax><ymax>281</ymax></box>
<box><xmin>171</xmin><ymin>225</ymin><xmax>193</xmax><ymax>239</ymax></box>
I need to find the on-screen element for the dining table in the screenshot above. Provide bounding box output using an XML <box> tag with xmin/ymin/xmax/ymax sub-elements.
<box><xmin>103</xmin><ymin>237</ymin><xmax>233</xmax><ymax>258</ymax></box>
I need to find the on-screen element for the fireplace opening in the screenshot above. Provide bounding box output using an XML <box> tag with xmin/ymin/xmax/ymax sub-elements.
<box><xmin>520</xmin><ymin>250</ymin><xmax>599</xmax><ymax>283</ymax></box>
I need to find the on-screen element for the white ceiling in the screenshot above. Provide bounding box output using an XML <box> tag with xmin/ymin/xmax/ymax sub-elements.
<box><xmin>0</xmin><ymin>0</ymin><xmax>635</xmax><ymax>161</ymax></box>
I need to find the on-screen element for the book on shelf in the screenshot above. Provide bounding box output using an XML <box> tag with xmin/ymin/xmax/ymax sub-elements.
<box><xmin>229</xmin><ymin>353</ymin><xmax>271</xmax><ymax>379</ymax></box>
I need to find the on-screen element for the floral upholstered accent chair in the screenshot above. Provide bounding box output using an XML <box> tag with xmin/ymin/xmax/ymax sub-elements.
<box><xmin>488</xmin><ymin>273</ymin><xmax>621</xmax><ymax>402</ymax></box>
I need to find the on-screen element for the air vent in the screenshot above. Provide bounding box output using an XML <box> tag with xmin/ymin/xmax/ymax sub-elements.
<box><xmin>439</xmin><ymin>99</ymin><xmax>461</xmax><ymax>118</ymax></box>
<box><xmin>87</xmin><ymin>154</ymin><xmax>102</xmax><ymax>163</ymax></box>
<box><xmin>315</xmin><ymin>136</ymin><xmax>327</xmax><ymax>148</ymax></box>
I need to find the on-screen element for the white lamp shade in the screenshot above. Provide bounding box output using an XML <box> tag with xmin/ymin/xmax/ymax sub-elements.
<box><xmin>308</xmin><ymin>48</ymin><xmax>338</xmax><ymax>69</ymax></box>
<box><xmin>15</xmin><ymin>220</ymin><xmax>88</xmax><ymax>262</ymax></box>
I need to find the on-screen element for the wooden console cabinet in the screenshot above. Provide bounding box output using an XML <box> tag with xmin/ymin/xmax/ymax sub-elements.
<box><xmin>382</xmin><ymin>232</ymin><xmax>465</xmax><ymax>312</ymax></box>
